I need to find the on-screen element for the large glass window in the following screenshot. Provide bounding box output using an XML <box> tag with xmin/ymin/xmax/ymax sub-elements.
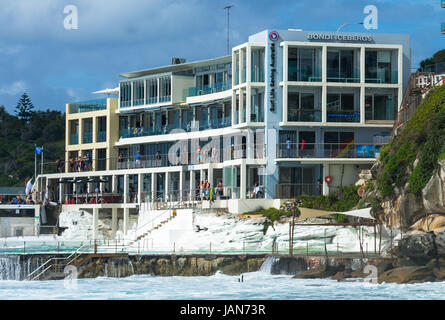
<box><xmin>120</xmin><ymin>82</ymin><xmax>131</xmax><ymax>107</ymax></box>
<box><xmin>251</xmin><ymin>48</ymin><xmax>265</xmax><ymax>82</ymax></box>
<box><xmin>288</xmin><ymin>48</ymin><xmax>321</xmax><ymax>82</ymax></box>
<box><xmin>365</xmin><ymin>50</ymin><xmax>397</xmax><ymax>84</ymax></box>
<box><xmin>82</xmin><ymin>118</ymin><xmax>93</xmax><ymax>144</ymax></box>
<box><xmin>69</xmin><ymin>120</ymin><xmax>78</xmax><ymax>145</ymax></box>
<box><xmin>365</xmin><ymin>94</ymin><xmax>396</xmax><ymax>120</ymax></box>
<box><xmin>324</xmin><ymin>131</ymin><xmax>354</xmax><ymax>157</ymax></box>
<box><xmin>327</xmin><ymin>49</ymin><xmax>358</xmax><ymax>82</ymax></box>
<box><xmin>159</xmin><ymin>76</ymin><xmax>171</xmax><ymax>102</ymax></box>
<box><xmin>146</xmin><ymin>78</ymin><xmax>158</xmax><ymax>104</ymax></box>
<box><xmin>287</xmin><ymin>92</ymin><xmax>319</xmax><ymax>122</ymax></box>
<box><xmin>133</xmin><ymin>80</ymin><xmax>144</xmax><ymax>106</ymax></box>
<box><xmin>327</xmin><ymin>93</ymin><xmax>359</xmax><ymax>123</ymax></box>
<box><xmin>251</xmin><ymin>89</ymin><xmax>264</xmax><ymax>122</ymax></box>
<box><xmin>97</xmin><ymin>116</ymin><xmax>106</xmax><ymax>142</ymax></box>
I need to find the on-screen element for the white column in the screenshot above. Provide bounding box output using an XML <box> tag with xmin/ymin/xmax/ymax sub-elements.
<box><xmin>208</xmin><ymin>166</ymin><xmax>214</xmax><ymax>189</ymax></box>
<box><xmin>323</xmin><ymin>163</ymin><xmax>330</xmax><ymax>196</ymax></box>
<box><xmin>111</xmin><ymin>208</ymin><xmax>118</xmax><ymax>238</ymax></box>
<box><xmin>59</xmin><ymin>179</ymin><xmax>63</xmax><ymax>204</ymax></box>
<box><xmin>93</xmin><ymin>207</ymin><xmax>99</xmax><ymax>239</ymax></box>
<box><xmin>240</xmin><ymin>162</ymin><xmax>247</xmax><ymax>199</ymax></box>
<box><xmin>360</xmin><ymin>86</ymin><xmax>365</xmax><ymax>124</ymax></box>
<box><xmin>137</xmin><ymin>173</ymin><xmax>142</xmax><ymax>204</ymax></box>
<box><xmin>123</xmin><ymin>207</ymin><xmax>129</xmax><ymax>236</ymax></box>
<box><xmin>190</xmin><ymin>171</ymin><xmax>196</xmax><ymax>201</ymax></box>
<box><xmin>34</xmin><ymin>206</ymin><xmax>40</xmax><ymax>236</ymax></box>
<box><xmin>322</xmin><ymin>85</ymin><xmax>327</xmax><ymax>124</ymax></box>
<box><xmin>111</xmin><ymin>175</ymin><xmax>116</xmax><ymax>193</ymax></box>
<box><xmin>124</xmin><ymin>174</ymin><xmax>128</xmax><ymax>204</ymax></box>
<box><xmin>151</xmin><ymin>173</ymin><xmax>156</xmax><ymax>202</ymax></box>
<box><xmin>322</xmin><ymin>45</ymin><xmax>327</xmax><ymax>124</ymax></box>
<box><xmin>165</xmin><ymin>172</ymin><xmax>170</xmax><ymax>202</ymax></box>
<box><xmin>179</xmin><ymin>170</ymin><xmax>184</xmax><ymax>202</ymax></box>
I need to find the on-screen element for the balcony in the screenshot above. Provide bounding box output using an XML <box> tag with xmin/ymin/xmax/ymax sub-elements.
<box><xmin>69</xmin><ymin>99</ymin><xmax>107</xmax><ymax>114</ymax></box>
<box><xmin>119</xmin><ymin>117</ymin><xmax>233</xmax><ymax>139</ymax></box>
<box><xmin>288</xmin><ymin>109</ymin><xmax>322</xmax><ymax>122</ymax></box>
<box><xmin>327</xmin><ymin>69</ymin><xmax>360</xmax><ymax>83</ymax></box>
<box><xmin>288</xmin><ymin>68</ymin><xmax>322</xmax><ymax>82</ymax></box>
<box><xmin>365</xmin><ymin>70</ymin><xmax>398</xmax><ymax>84</ymax></box>
<box><xmin>185</xmin><ymin>81</ymin><xmax>231</xmax><ymax>98</ymax></box>
<box><xmin>251</xmin><ymin>66</ymin><xmax>265</xmax><ymax>82</ymax></box>
<box><xmin>327</xmin><ymin>110</ymin><xmax>360</xmax><ymax>123</ymax></box>
<box><xmin>276</xmin><ymin>184</ymin><xmax>320</xmax><ymax>198</ymax></box>
<box><xmin>276</xmin><ymin>143</ymin><xmax>383</xmax><ymax>159</ymax></box>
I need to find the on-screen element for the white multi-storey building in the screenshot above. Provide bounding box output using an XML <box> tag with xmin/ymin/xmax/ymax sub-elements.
<box><xmin>37</xmin><ymin>29</ymin><xmax>410</xmax><ymax>238</ymax></box>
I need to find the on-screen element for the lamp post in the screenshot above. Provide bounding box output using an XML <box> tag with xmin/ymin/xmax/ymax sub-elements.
<box><xmin>224</xmin><ymin>5</ymin><xmax>234</xmax><ymax>55</ymax></box>
<box><xmin>336</xmin><ymin>22</ymin><xmax>364</xmax><ymax>32</ymax></box>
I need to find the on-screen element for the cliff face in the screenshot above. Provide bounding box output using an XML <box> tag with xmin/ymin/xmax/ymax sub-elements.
<box><xmin>361</xmin><ymin>85</ymin><xmax>445</xmax><ymax>233</ymax></box>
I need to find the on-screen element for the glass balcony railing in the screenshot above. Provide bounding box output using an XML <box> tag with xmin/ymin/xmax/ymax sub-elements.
<box><xmin>97</xmin><ymin>131</ymin><xmax>106</xmax><ymax>142</ymax></box>
<box><xmin>276</xmin><ymin>143</ymin><xmax>383</xmax><ymax>159</ymax></box>
<box><xmin>133</xmin><ymin>98</ymin><xmax>144</xmax><ymax>106</ymax></box>
<box><xmin>159</xmin><ymin>96</ymin><xmax>171</xmax><ymax>103</ymax></box>
<box><xmin>185</xmin><ymin>81</ymin><xmax>231</xmax><ymax>98</ymax></box>
<box><xmin>365</xmin><ymin>70</ymin><xmax>398</xmax><ymax>84</ymax></box>
<box><xmin>119</xmin><ymin>117</ymin><xmax>233</xmax><ymax>139</ymax></box>
<box><xmin>251</xmin><ymin>66</ymin><xmax>265</xmax><ymax>82</ymax></box>
<box><xmin>288</xmin><ymin>68</ymin><xmax>322</xmax><ymax>82</ymax></box>
<box><xmin>327</xmin><ymin>69</ymin><xmax>360</xmax><ymax>83</ymax></box>
<box><xmin>327</xmin><ymin>109</ymin><xmax>360</xmax><ymax>123</ymax></box>
<box><xmin>442</xmin><ymin>22</ymin><xmax>445</xmax><ymax>34</ymax></box>
<box><xmin>69</xmin><ymin>99</ymin><xmax>107</xmax><ymax>114</ymax></box>
<box><xmin>288</xmin><ymin>109</ymin><xmax>322</xmax><ymax>122</ymax></box>
<box><xmin>120</xmin><ymin>100</ymin><xmax>131</xmax><ymax>108</ymax></box>
<box><xmin>146</xmin><ymin>97</ymin><xmax>157</xmax><ymax>104</ymax></box>
<box><xmin>83</xmin><ymin>133</ymin><xmax>92</xmax><ymax>144</ymax></box>
<box><xmin>69</xmin><ymin>134</ymin><xmax>78</xmax><ymax>145</ymax></box>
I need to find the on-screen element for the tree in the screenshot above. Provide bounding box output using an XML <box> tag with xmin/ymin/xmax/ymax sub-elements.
<box><xmin>15</xmin><ymin>93</ymin><xmax>35</xmax><ymax>124</ymax></box>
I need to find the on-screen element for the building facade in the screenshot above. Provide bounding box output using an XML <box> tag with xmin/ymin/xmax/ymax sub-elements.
<box><xmin>38</xmin><ymin>29</ymin><xmax>410</xmax><ymax>233</ymax></box>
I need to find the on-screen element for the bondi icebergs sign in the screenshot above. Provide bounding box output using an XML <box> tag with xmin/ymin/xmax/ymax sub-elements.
<box><xmin>307</xmin><ymin>33</ymin><xmax>374</xmax><ymax>42</ymax></box>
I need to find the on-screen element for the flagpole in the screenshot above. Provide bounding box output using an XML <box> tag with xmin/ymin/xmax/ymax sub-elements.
<box><xmin>41</xmin><ymin>148</ymin><xmax>43</xmax><ymax>175</ymax></box>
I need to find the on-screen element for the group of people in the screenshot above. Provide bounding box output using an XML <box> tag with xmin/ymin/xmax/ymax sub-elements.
<box><xmin>197</xmin><ymin>180</ymin><xmax>223</xmax><ymax>201</ymax></box>
<box><xmin>0</xmin><ymin>195</ymin><xmax>37</xmax><ymax>205</ymax></box>
<box><xmin>196</xmin><ymin>145</ymin><xmax>219</xmax><ymax>164</ymax></box>
<box><xmin>68</xmin><ymin>155</ymin><xmax>92</xmax><ymax>172</ymax></box>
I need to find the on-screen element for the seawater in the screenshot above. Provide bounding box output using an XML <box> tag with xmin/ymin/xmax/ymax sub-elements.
<box><xmin>0</xmin><ymin>272</ymin><xmax>444</xmax><ymax>300</ymax></box>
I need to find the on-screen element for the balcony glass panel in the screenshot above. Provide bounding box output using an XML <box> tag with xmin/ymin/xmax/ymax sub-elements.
<box><xmin>185</xmin><ymin>81</ymin><xmax>231</xmax><ymax>97</ymax></box>
<box><xmin>120</xmin><ymin>82</ymin><xmax>131</xmax><ymax>107</ymax></box>
<box><xmin>70</xmin><ymin>99</ymin><xmax>107</xmax><ymax>114</ymax></box>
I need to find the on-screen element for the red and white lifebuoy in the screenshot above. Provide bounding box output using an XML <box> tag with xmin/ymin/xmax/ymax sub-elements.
<box><xmin>324</xmin><ymin>176</ymin><xmax>333</xmax><ymax>184</ymax></box>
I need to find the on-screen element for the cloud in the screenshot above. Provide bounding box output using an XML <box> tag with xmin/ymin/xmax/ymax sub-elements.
<box><xmin>0</xmin><ymin>81</ymin><xmax>26</xmax><ymax>96</ymax></box>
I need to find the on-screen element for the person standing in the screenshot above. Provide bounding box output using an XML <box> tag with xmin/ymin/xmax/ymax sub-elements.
<box><xmin>286</xmin><ymin>137</ymin><xmax>292</xmax><ymax>158</ymax></box>
<box><xmin>135</xmin><ymin>150</ymin><xmax>141</xmax><ymax>168</ymax></box>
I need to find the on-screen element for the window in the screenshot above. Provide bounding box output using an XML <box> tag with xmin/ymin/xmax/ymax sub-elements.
<box><xmin>146</xmin><ymin>78</ymin><xmax>158</xmax><ymax>104</ymax></box>
<box><xmin>159</xmin><ymin>76</ymin><xmax>171</xmax><ymax>102</ymax></box>
<box><xmin>251</xmin><ymin>89</ymin><xmax>264</xmax><ymax>122</ymax></box>
<box><xmin>327</xmin><ymin>49</ymin><xmax>358</xmax><ymax>82</ymax></box>
<box><xmin>327</xmin><ymin>93</ymin><xmax>359</xmax><ymax>123</ymax></box>
<box><xmin>288</xmin><ymin>48</ymin><xmax>321</xmax><ymax>82</ymax></box>
<box><xmin>365</xmin><ymin>94</ymin><xmax>396</xmax><ymax>120</ymax></box>
<box><xmin>365</xmin><ymin>50</ymin><xmax>396</xmax><ymax>84</ymax></box>
<box><xmin>82</xmin><ymin>118</ymin><xmax>93</xmax><ymax>144</ymax></box>
<box><xmin>251</xmin><ymin>48</ymin><xmax>265</xmax><ymax>82</ymax></box>
<box><xmin>324</xmin><ymin>132</ymin><xmax>354</xmax><ymax>157</ymax></box>
<box><xmin>120</xmin><ymin>82</ymin><xmax>131</xmax><ymax>107</ymax></box>
<box><xmin>287</xmin><ymin>92</ymin><xmax>318</xmax><ymax>122</ymax></box>
<box><xmin>133</xmin><ymin>80</ymin><xmax>144</xmax><ymax>106</ymax></box>
<box><xmin>97</xmin><ymin>116</ymin><xmax>106</xmax><ymax>142</ymax></box>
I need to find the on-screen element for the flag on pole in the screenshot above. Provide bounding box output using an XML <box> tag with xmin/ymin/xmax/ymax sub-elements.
<box><xmin>35</xmin><ymin>146</ymin><xmax>44</xmax><ymax>155</ymax></box>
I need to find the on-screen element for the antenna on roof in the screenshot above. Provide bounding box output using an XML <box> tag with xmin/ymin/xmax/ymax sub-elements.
<box><xmin>224</xmin><ymin>5</ymin><xmax>234</xmax><ymax>55</ymax></box>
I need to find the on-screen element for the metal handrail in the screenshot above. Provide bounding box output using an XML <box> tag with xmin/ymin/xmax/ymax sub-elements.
<box><xmin>27</xmin><ymin>241</ymin><xmax>93</xmax><ymax>280</ymax></box>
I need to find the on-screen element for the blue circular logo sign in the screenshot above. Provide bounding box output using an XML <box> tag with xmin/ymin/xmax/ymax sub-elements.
<box><xmin>269</xmin><ymin>31</ymin><xmax>279</xmax><ymax>41</ymax></box>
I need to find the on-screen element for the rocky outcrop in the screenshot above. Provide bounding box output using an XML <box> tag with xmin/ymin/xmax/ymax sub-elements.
<box><xmin>378</xmin><ymin>266</ymin><xmax>435</xmax><ymax>284</ymax></box>
<box><xmin>364</xmin><ymin>160</ymin><xmax>445</xmax><ymax>230</ymax></box>
<box><xmin>293</xmin><ymin>263</ymin><xmax>345</xmax><ymax>279</ymax></box>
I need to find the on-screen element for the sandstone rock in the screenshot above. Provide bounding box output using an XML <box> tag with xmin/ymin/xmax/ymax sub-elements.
<box><xmin>422</xmin><ymin>173</ymin><xmax>445</xmax><ymax>215</ymax></box>
<box><xmin>434</xmin><ymin>231</ymin><xmax>445</xmax><ymax>256</ymax></box>
<box><xmin>433</xmin><ymin>267</ymin><xmax>445</xmax><ymax>280</ymax></box>
<box><xmin>378</xmin><ymin>266</ymin><xmax>434</xmax><ymax>284</ymax></box>
<box><xmin>332</xmin><ymin>270</ymin><xmax>351</xmax><ymax>281</ymax></box>
<box><xmin>411</xmin><ymin>214</ymin><xmax>445</xmax><ymax>233</ymax></box>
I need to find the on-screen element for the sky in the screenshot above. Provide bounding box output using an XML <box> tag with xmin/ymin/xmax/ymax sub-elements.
<box><xmin>0</xmin><ymin>0</ymin><xmax>443</xmax><ymax>113</ymax></box>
